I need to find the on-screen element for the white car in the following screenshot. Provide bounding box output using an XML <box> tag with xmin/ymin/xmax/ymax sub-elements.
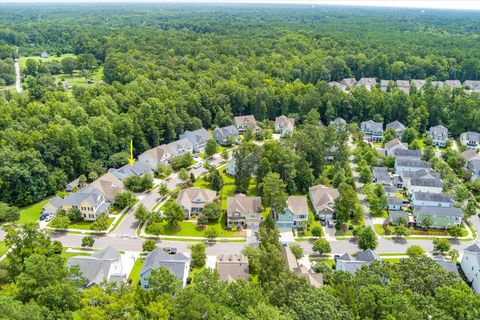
<box><xmin>193</xmin><ymin>163</ymin><xmax>202</xmax><ymax>169</ymax></box>
<box><xmin>45</xmin><ymin>215</ymin><xmax>54</xmax><ymax>222</ymax></box>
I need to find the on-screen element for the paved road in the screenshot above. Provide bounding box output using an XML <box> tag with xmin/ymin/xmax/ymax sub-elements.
<box><xmin>14</xmin><ymin>59</ymin><xmax>22</xmax><ymax>93</ymax></box>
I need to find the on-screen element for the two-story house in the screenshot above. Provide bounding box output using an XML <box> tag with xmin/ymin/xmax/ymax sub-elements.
<box><xmin>213</xmin><ymin>125</ymin><xmax>239</xmax><ymax>145</ymax></box>
<box><xmin>401</xmin><ymin>169</ymin><xmax>440</xmax><ymax>189</ymax></box>
<box><xmin>357</xmin><ymin>78</ymin><xmax>377</xmax><ymax>90</ymax></box>
<box><xmin>384</xmin><ymin>138</ymin><xmax>408</xmax><ymax>157</ymax></box>
<box><xmin>444</xmin><ymin>80</ymin><xmax>462</xmax><ymax>89</ymax></box>
<box><xmin>393</xmin><ymin>148</ymin><xmax>422</xmax><ymax>159</ymax></box>
<box><xmin>411</xmin><ymin>192</ymin><xmax>453</xmax><ymax>208</ymax></box>
<box><xmin>309</xmin><ymin>184</ymin><xmax>340</xmax><ymax>221</ymax></box>
<box><xmin>330</xmin><ymin>117</ymin><xmax>347</xmax><ymax>127</ymax></box>
<box><xmin>461</xmin><ymin>242</ymin><xmax>480</xmax><ymax>294</ymax></box>
<box><xmin>166</xmin><ymin>138</ymin><xmax>193</xmax><ymax>157</ymax></box>
<box><xmin>428</xmin><ymin>125</ymin><xmax>448</xmax><ymax>147</ymax></box>
<box><xmin>361</xmin><ymin>120</ymin><xmax>383</xmax><ymax>142</ymax></box>
<box><xmin>176</xmin><ymin>187</ymin><xmax>217</xmax><ymax>219</ymax></box>
<box><xmin>414</xmin><ymin>206</ymin><xmax>463</xmax><ymax>229</ymax></box>
<box><xmin>140</xmin><ymin>248</ymin><xmax>190</xmax><ymax>289</ymax></box>
<box><xmin>226</xmin><ymin>194</ymin><xmax>262</xmax><ymax>228</ymax></box>
<box><xmin>467</xmin><ymin>159</ymin><xmax>480</xmax><ymax>182</ymax></box>
<box><xmin>462</xmin><ymin>149</ymin><xmax>480</xmax><ymax>164</ymax></box>
<box><xmin>386</xmin><ymin>121</ymin><xmax>406</xmax><ymax>138</ymax></box>
<box><xmin>274</xmin><ymin>115</ymin><xmax>295</xmax><ymax>136</ymax></box>
<box><xmin>233</xmin><ymin>115</ymin><xmax>260</xmax><ymax>134</ymax></box>
<box><xmin>340</xmin><ymin>78</ymin><xmax>357</xmax><ymax>89</ymax></box>
<box><xmin>460</xmin><ymin>131</ymin><xmax>480</xmax><ymax>150</ymax></box>
<box><xmin>138</xmin><ymin>144</ymin><xmax>172</xmax><ymax>171</ymax></box>
<box><xmin>395</xmin><ymin>158</ymin><xmax>432</xmax><ymax>177</ymax></box>
<box><xmin>372</xmin><ymin>166</ymin><xmax>391</xmax><ymax>185</ymax></box>
<box><xmin>275</xmin><ymin>196</ymin><xmax>309</xmax><ymax>229</ymax></box>
<box><xmin>335</xmin><ymin>250</ymin><xmax>380</xmax><ymax>274</ymax></box>
<box><xmin>407</xmin><ymin>177</ymin><xmax>443</xmax><ymax>195</ymax></box>
<box><xmin>180</xmin><ymin>128</ymin><xmax>212</xmax><ymax>152</ymax></box>
<box><xmin>463</xmin><ymin>80</ymin><xmax>480</xmax><ymax>93</ymax></box>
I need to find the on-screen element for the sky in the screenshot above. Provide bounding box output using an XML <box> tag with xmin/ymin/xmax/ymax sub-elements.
<box><xmin>1</xmin><ymin>0</ymin><xmax>479</xmax><ymax>11</ymax></box>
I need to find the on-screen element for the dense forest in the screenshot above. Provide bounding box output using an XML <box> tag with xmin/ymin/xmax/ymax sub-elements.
<box><xmin>1</xmin><ymin>4</ymin><xmax>480</xmax><ymax>206</ymax></box>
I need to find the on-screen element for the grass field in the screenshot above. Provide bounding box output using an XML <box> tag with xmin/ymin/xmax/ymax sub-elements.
<box><xmin>17</xmin><ymin>198</ymin><xmax>49</xmax><ymax>224</ymax></box>
<box><xmin>49</xmin><ymin>218</ymin><xmax>115</xmax><ymax>231</ymax></box>
<box><xmin>128</xmin><ymin>258</ymin><xmax>145</xmax><ymax>286</ymax></box>
<box><xmin>54</xmin><ymin>68</ymin><xmax>103</xmax><ymax>87</ymax></box>
<box><xmin>146</xmin><ymin>219</ymin><xmax>245</xmax><ymax>238</ymax></box>
<box><xmin>19</xmin><ymin>53</ymin><xmax>76</xmax><ymax>68</ymax></box>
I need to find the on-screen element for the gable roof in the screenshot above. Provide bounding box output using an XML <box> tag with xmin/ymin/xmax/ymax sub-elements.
<box><xmin>462</xmin><ymin>149</ymin><xmax>480</xmax><ymax>162</ymax></box>
<box><xmin>433</xmin><ymin>255</ymin><xmax>459</xmax><ymax>276</ymax></box>
<box><xmin>385</xmin><ymin>138</ymin><xmax>407</xmax><ymax>151</ymax></box>
<box><xmin>227</xmin><ymin>194</ymin><xmax>262</xmax><ymax>215</ymax></box>
<box><xmin>140</xmin><ymin>144</ymin><xmax>171</xmax><ymax>163</ymax></box>
<box><xmin>402</xmin><ymin>169</ymin><xmax>440</xmax><ymax>180</ymax></box>
<box><xmin>112</xmin><ymin>161</ymin><xmax>153</xmax><ymax>180</ymax></box>
<box><xmin>233</xmin><ymin>115</ymin><xmax>258</xmax><ymax>129</ymax></box>
<box><xmin>396</xmin><ymin>158</ymin><xmax>431</xmax><ymax>169</ymax></box>
<box><xmin>340</xmin><ymin>78</ymin><xmax>357</xmax><ymax>87</ymax></box>
<box><xmin>166</xmin><ymin>138</ymin><xmax>193</xmax><ymax>154</ymax></box>
<box><xmin>412</xmin><ymin>192</ymin><xmax>453</xmax><ymax>203</ymax></box>
<box><xmin>328</xmin><ymin>81</ymin><xmax>347</xmax><ymax>91</ymax></box>
<box><xmin>87</xmin><ymin>172</ymin><xmax>125</xmax><ymax>199</ymax></box>
<box><xmin>361</xmin><ymin>120</ymin><xmax>383</xmax><ymax>132</ymax></box>
<box><xmin>286</xmin><ymin>196</ymin><xmax>308</xmax><ymax>215</ymax></box>
<box><xmin>214</xmin><ymin>125</ymin><xmax>238</xmax><ymax>139</ymax></box>
<box><xmin>461</xmin><ymin>131</ymin><xmax>480</xmax><ymax>142</ymax></box>
<box><xmin>444</xmin><ymin>80</ymin><xmax>462</xmax><ymax>88</ymax></box>
<box><xmin>386</xmin><ymin>121</ymin><xmax>406</xmax><ymax>133</ymax></box>
<box><xmin>464</xmin><ymin>242</ymin><xmax>480</xmax><ymax>253</ymax></box>
<box><xmin>140</xmin><ymin>248</ymin><xmax>190</xmax><ymax>280</ymax></box>
<box><xmin>275</xmin><ymin>115</ymin><xmax>295</xmax><ymax>131</ymax></box>
<box><xmin>411</xmin><ymin>79</ymin><xmax>426</xmax><ymax>88</ymax></box>
<box><xmin>410</xmin><ymin>177</ymin><xmax>443</xmax><ymax>188</ymax></box>
<box><xmin>429</xmin><ymin>125</ymin><xmax>448</xmax><ymax>136</ymax></box>
<box><xmin>357</xmin><ymin>78</ymin><xmax>377</xmax><ymax>87</ymax></box>
<box><xmin>414</xmin><ymin>205</ymin><xmax>462</xmax><ymax>218</ymax></box>
<box><xmin>336</xmin><ymin>250</ymin><xmax>380</xmax><ymax>274</ymax></box>
<box><xmin>309</xmin><ymin>185</ymin><xmax>340</xmax><ymax>213</ymax></box>
<box><xmin>181</xmin><ymin>128</ymin><xmax>211</xmax><ymax>144</ymax></box>
<box><xmin>217</xmin><ymin>254</ymin><xmax>249</xmax><ymax>282</ymax></box>
<box><xmin>330</xmin><ymin>117</ymin><xmax>346</xmax><ymax>126</ymax></box>
<box><xmin>176</xmin><ymin>188</ymin><xmax>217</xmax><ymax>210</ymax></box>
<box><xmin>393</xmin><ymin>148</ymin><xmax>422</xmax><ymax>158</ymax></box>
<box><xmin>383</xmin><ymin>185</ymin><xmax>397</xmax><ymax>193</ymax></box>
<box><xmin>389</xmin><ymin>211</ymin><xmax>410</xmax><ymax>221</ymax></box>
<box><xmin>396</xmin><ymin>80</ymin><xmax>410</xmax><ymax>88</ymax></box>
<box><xmin>387</xmin><ymin>197</ymin><xmax>403</xmax><ymax>206</ymax></box>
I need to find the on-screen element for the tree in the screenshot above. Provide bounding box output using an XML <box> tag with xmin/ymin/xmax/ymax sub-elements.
<box><xmin>114</xmin><ymin>191</ymin><xmax>137</xmax><ymax>209</ymax></box>
<box><xmin>205</xmin><ymin>227</ymin><xmax>219</xmax><ymax>241</ymax></box>
<box><xmin>421</xmin><ymin>216</ymin><xmax>434</xmax><ymax>230</ymax></box>
<box><xmin>178</xmin><ymin>168</ymin><xmax>189</xmax><ymax>181</ymax></box>
<box><xmin>312</xmin><ymin>238</ymin><xmax>331</xmax><ymax>255</ymax></box>
<box><xmin>358</xmin><ymin>163</ymin><xmax>373</xmax><ymax>184</ymax></box>
<box><xmin>311</xmin><ymin>226</ymin><xmax>322</xmax><ymax>237</ymax></box>
<box><xmin>147</xmin><ymin>266</ymin><xmax>182</xmax><ymax>295</ymax></box>
<box><xmin>50</xmin><ymin>215</ymin><xmax>70</xmax><ymax>229</ymax></box>
<box><xmin>91</xmin><ymin>213</ymin><xmax>110</xmax><ymax>231</ymax></box>
<box><xmin>202</xmin><ymin>201</ymin><xmax>222</xmax><ymax>222</ymax></box>
<box><xmin>205</xmin><ymin>139</ymin><xmax>218</xmax><ymax>158</ymax></box>
<box><xmin>406</xmin><ymin>245</ymin><xmax>426</xmax><ymax>258</ymax></box>
<box><xmin>189</xmin><ymin>243</ymin><xmax>206</xmax><ymax>268</ymax></box>
<box><xmin>244</xmin><ymin>127</ymin><xmax>255</xmax><ymax>142</ymax></box>
<box><xmin>261</xmin><ymin>172</ymin><xmax>287</xmax><ymax>214</ymax></box>
<box><xmin>143</xmin><ymin>239</ymin><xmax>157</xmax><ymax>252</ymax></box>
<box><xmin>157</xmin><ymin>164</ymin><xmax>173</xmax><ymax>178</ymax></box>
<box><xmin>189</xmin><ymin>172</ymin><xmax>196</xmax><ymax>183</ymax></box>
<box><xmin>334</xmin><ymin>182</ymin><xmax>359</xmax><ymax>228</ymax></box>
<box><xmin>289</xmin><ymin>244</ymin><xmax>304</xmax><ymax>259</ymax></box>
<box><xmin>433</xmin><ymin>238</ymin><xmax>451</xmax><ymax>255</ymax></box>
<box><xmin>197</xmin><ymin>214</ymin><xmax>209</xmax><ymax>226</ymax></box>
<box><xmin>422</xmin><ymin>146</ymin><xmax>435</xmax><ymax>161</ymax></box>
<box><xmin>81</xmin><ymin>235</ymin><xmax>95</xmax><ymax>248</ymax></box>
<box><xmin>449</xmin><ymin>248</ymin><xmax>460</xmax><ymax>262</ymax></box>
<box><xmin>134</xmin><ymin>204</ymin><xmax>151</xmax><ymax>222</ymax></box>
<box><xmin>0</xmin><ymin>202</ymin><xmax>19</xmax><ymax>223</ymax></box>
<box><xmin>234</xmin><ymin>143</ymin><xmax>260</xmax><ymax>193</ymax></box>
<box><xmin>163</xmin><ymin>202</ymin><xmax>185</xmax><ymax>226</ymax></box>
<box><xmin>382</xmin><ymin>128</ymin><xmax>397</xmax><ymax>145</ymax></box>
<box><xmin>354</xmin><ymin>226</ymin><xmax>378</xmax><ymax>250</ymax></box>
<box><xmin>158</xmin><ymin>183</ymin><xmax>170</xmax><ymax>197</ymax></box>
<box><xmin>241</xmin><ymin>246</ymin><xmax>261</xmax><ymax>274</ymax></box>
<box><xmin>401</xmin><ymin>127</ymin><xmax>418</xmax><ymax>144</ymax></box>
<box><xmin>67</xmin><ymin>208</ymin><xmax>83</xmax><ymax>222</ymax></box>
<box><xmin>88</xmin><ymin>171</ymin><xmax>98</xmax><ymax>182</ymax></box>
<box><xmin>210</xmin><ymin>171</ymin><xmax>224</xmax><ymax>191</ymax></box>
<box><xmin>394</xmin><ymin>224</ymin><xmax>411</xmax><ymax>238</ymax></box>
<box><xmin>448</xmin><ymin>225</ymin><xmax>463</xmax><ymax>238</ymax></box>
<box><xmin>61</xmin><ymin>57</ymin><xmax>76</xmax><ymax>75</ymax></box>
<box><xmin>221</xmin><ymin>149</ymin><xmax>229</xmax><ymax>160</ymax></box>
<box><xmin>463</xmin><ymin>201</ymin><xmax>476</xmax><ymax>218</ymax></box>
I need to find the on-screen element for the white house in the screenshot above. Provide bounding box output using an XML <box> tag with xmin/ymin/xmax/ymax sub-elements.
<box><xmin>407</xmin><ymin>177</ymin><xmax>443</xmax><ymax>195</ymax></box>
<box><xmin>460</xmin><ymin>131</ymin><xmax>480</xmax><ymax>150</ymax></box>
<box><xmin>386</xmin><ymin>121</ymin><xmax>406</xmax><ymax>137</ymax></box>
<box><xmin>427</xmin><ymin>125</ymin><xmax>448</xmax><ymax>148</ymax></box>
<box><xmin>274</xmin><ymin>115</ymin><xmax>295</xmax><ymax>136</ymax></box>
<box><xmin>140</xmin><ymin>248</ymin><xmax>190</xmax><ymax>289</ymax></box>
<box><xmin>361</xmin><ymin>120</ymin><xmax>383</xmax><ymax>142</ymax></box>
<box><xmin>336</xmin><ymin>250</ymin><xmax>380</xmax><ymax>274</ymax></box>
<box><xmin>384</xmin><ymin>138</ymin><xmax>407</xmax><ymax>157</ymax></box>
<box><xmin>411</xmin><ymin>192</ymin><xmax>453</xmax><ymax>208</ymax></box>
<box><xmin>395</xmin><ymin>158</ymin><xmax>431</xmax><ymax>177</ymax></box>
<box><xmin>180</xmin><ymin>128</ymin><xmax>212</xmax><ymax>152</ymax></box>
<box><xmin>138</xmin><ymin>144</ymin><xmax>172</xmax><ymax>171</ymax></box>
<box><xmin>357</xmin><ymin>78</ymin><xmax>377</xmax><ymax>90</ymax></box>
<box><xmin>461</xmin><ymin>242</ymin><xmax>480</xmax><ymax>294</ymax></box>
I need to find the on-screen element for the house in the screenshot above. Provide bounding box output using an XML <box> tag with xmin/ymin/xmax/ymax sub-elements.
<box><xmin>138</xmin><ymin>144</ymin><xmax>172</xmax><ymax>171</ymax></box>
<box><xmin>328</xmin><ymin>81</ymin><xmax>347</xmax><ymax>92</ymax></box>
<box><xmin>83</xmin><ymin>172</ymin><xmax>125</xmax><ymax>202</ymax></box>
<box><xmin>383</xmin><ymin>185</ymin><xmax>397</xmax><ymax>198</ymax></box>
<box><xmin>372</xmin><ymin>166</ymin><xmax>391</xmax><ymax>185</ymax></box>
<box><xmin>431</xmin><ymin>81</ymin><xmax>444</xmax><ymax>89</ymax></box>
<box><xmin>462</xmin><ymin>149</ymin><xmax>480</xmax><ymax>164</ymax></box>
<box><xmin>275</xmin><ymin>196</ymin><xmax>309</xmax><ymax>229</ymax></box>
<box><xmin>396</xmin><ymin>80</ymin><xmax>410</xmax><ymax>93</ymax></box>
<box><xmin>216</xmin><ymin>254</ymin><xmax>249</xmax><ymax>283</ymax></box>
<box><xmin>340</xmin><ymin>78</ymin><xmax>357</xmax><ymax>89</ymax></box>
<box><xmin>330</xmin><ymin>117</ymin><xmax>347</xmax><ymax>127</ymax></box>
<box><xmin>411</xmin><ymin>192</ymin><xmax>453</xmax><ymax>208</ymax></box>
<box><xmin>461</xmin><ymin>242</ymin><xmax>480</xmax><ymax>294</ymax></box>
<box><xmin>393</xmin><ymin>175</ymin><xmax>403</xmax><ymax>188</ymax></box>
<box><xmin>66</xmin><ymin>178</ymin><xmax>84</xmax><ymax>192</ymax></box>
<box><xmin>387</xmin><ymin>197</ymin><xmax>402</xmax><ymax>211</ymax></box>
<box><xmin>389</xmin><ymin>211</ymin><xmax>411</xmax><ymax>225</ymax></box>
<box><xmin>401</xmin><ymin>169</ymin><xmax>440</xmax><ymax>188</ymax></box>
<box><xmin>393</xmin><ymin>148</ymin><xmax>422</xmax><ymax>159</ymax></box>
<box><xmin>180</xmin><ymin>128</ymin><xmax>212</xmax><ymax>152</ymax></box>
<box><xmin>467</xmin><ymin>159</ymin><xmax>480</xmax><ymax>182</ymax></box>
<box><xmin>67</xmin><ymin>246</ymin><xmax>127</xmax><ymax>287</ymax></box>
<box><xmin>460</xmin><ymin>131</ymin><xmax>480</xmax><ymax>150</ymax></box>
<box><xmin>395</xmin><ymin>158</ymin><xmax>431</xmax><ymax>176</ymax></box>
<box><xmin>282</xmin><ymin>247</ymin><xmax>323</xmax><ymax>288</ymax></box>
<box><xmin>386</xmin><ymin>121</ymin><xmax>406</xmax><ymax>137</ymax></box>
<box><xmin>411</xmin><ymin>79</ymin><xmax>426</xmax><ymax>89</ymax></box>
<box><xmin>414</xmin><ymin>206</ymin><xmax>462</xmax><ymax>228</ymax></box>
<box><xmin>463</xmin><ymin>80</ymin><xmax>480</xmax><ymax>93</ymax></box>
<box><xmin>213</xmin><ymin>125</ymin><xmax>239</xmax><ymax>145</ymax></box>
<box><xmin>40</xmin><ymin>51</ymin><xmax>49</xmax><ymax>58</ymax></box>
<box><xmin>110</xmin><ymin>161</ymin><xmax>154</xmax><ymax>181</ymax></box>
<box><xmin>274</xmin><ymin>115</ymin><xmax>295</xmax><ymax>136</ymax></box>
<box><xmin>361</xmin><ymin>120</ymin><xmax>383</xmax><ymax>142</ymax></box>
<box><xmin>444</xmin><ymin>80</ymin><xmax>462</xmax><ymax>89</ymax></box>
<box><xmin>433</xmin><ymin>255</ymin><xmax>459</xmax><ymax>277</ymax></box>
<box><xmin>233</xmin><ymin>115</ymin><xmax>260</xmax><ymax>134</ymax></box>
<box><xmin>309</xmin><ymin>185</ymin><xmax>339</xmax><ymax>221</ymax></box>
<box><xmin>384</xmin><ymin>138</ymin><xmax>408</xmax><ymax>157</ymax></box>
<box><xmin>226</xmin><ymin>194</ymin><xmax>262</xmax><ymax>228</ymax></box>
<box><xmin>380</xmin><ymin>80</ymin><xmax>392</xmax><ymax>91</ymax></box>
<box><xmin>225</xmin><ymin>158</ymin><xmax>236</xmax><ymax>176</ymax></box>
<box><xmin>167</xmin><ymin>139</ymin><xmax>193</xmax><ymax>157</ymax></box>
<box><xmin>335</xmin><ymin>250</ymin><xmax>380</xmax><ymax>274</ymax></box>
<box><xmin>140</xmin><ymin>248</ymin><xmax>190</xmax><ymax>289</ymax></box>
<box><xmin>176</xmin><ymin>188</ymin><xmax>217</xmax><ymax>219</ymax></box>
<box><xmin>357</xmin><ymin>78</ymin><xmax>377</xmax><ymax>90</ymax></box>
<box><xmin>428</xmin><ymin>125</ymin><xmax>448</xmax><ymax>147</ymax></box>
<box><xmin>407</xmin><ymin>177</ymin><xmax>443</xmax><ymax>195</ymax></box>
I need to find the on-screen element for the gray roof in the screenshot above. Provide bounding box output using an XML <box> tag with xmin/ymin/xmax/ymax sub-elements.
<box><xmin>140</xmin><ymin>248</ymin><xmax>190</xmax><ymax>281</ymax></box>
<box><xmin>414</xmin><ymin>206</ymin><xmax>463</xmax><ymax>218</ymax></box>
<box><xmin>390</xmin><ymin>211</ymin><xmax>410</xmax><ymax>221</ymax></box>
<box><xmin>411</xmin><ymin>79</ymin><xmax>426</xmax><ymax>88</ymax></box>
<box><xmin>227</xmin><ymin>194</ymin><xmax>262</xmax><ymax>216</ymax></box>
<box><xmin>387</xmin><ymin>197</ymin><xmax>403</xmax><ymax>206</ymax></box>
<box><xmin>112</xmin><ymin>161</ymin><xmax>153</xmax><ymax>180</ymax></box>
<box><xmin>340</xmin><ymin>78</ymin><xmax>357</xmax><ymax>87</ymax></box>
<box><xmin>410</xmin><ymin>177</ymin><xmax>443</xmax><ymax>188</ymax></box>
<box><xmin>464</xmin><ymin>242</ymin><xmax>480</xmax><ymax>253</ymax></box>
<box><xmin>287</xmin><ymin>196</ymin><xmax>308</xmax><ymax>215</ymax></box>
<box><xmin>386</xmin><ymin>121</ymin><xmax>406</xmax><ymax>132</ymax></box>
<box><xmin>461</xmin><ymin>131</ymin><xmax>480</xmax><ymax>142</ymax></box>
<box><xmin>463</xmin><ymin>80</ymin><xmax>480</xmax><ymax>91</ymax></box>
<box><xmin>412</xmin><ymin>192</ymin><xmax>453</xmax><ymax>203</ymax></box>
<box><xmin>383</xmin><ymin>185</ymin><xmax>397</xmax><ymax>193</ymax></box>
<box><xmin>396</xmin><ymin>158</ymin><xmax>431</xmax><ymax>169</ymax></box>
<box><xmin>328</xmin><ymin>81</ymin><xmax>347</xmax><ymax>91</ymax></box>
<box><xmin>385</xmin><ymin>139</ymin><xmax>407</xmax><ymax>151</ymax></box>
<box><xmin>167</xmin><ymin>138</ymin><xmax>193</xmax><ymax>153</ymax></box>
<box><xmin>214</xmin><ymin>125</ymin><xmax>238</xmax><ymax>139</ymax></box>
<box><xmin>468</xmin><ymin>159</ymin><xmax>480</xmax><ymax>173</ymax></box>
<box><xmin>433</xmin><ymin>255</ymin><xmax>459</xmax><ymax>276</ymax></box>
<box><xmin>336</xmin><ymin>250</ymin><xmax>380</xmax><ymax>274</ymax></box>
<box><xmin>361</xmin><ymin>120</ymin><xmax>383</xmax><ymax>132</ymax></box>
<box><xmin>357</xmin><ymin>78</ymin><xmax>377</xmax><ymax>87</ymax></box>
<box><xmin>462</xmin><ymin>149</ymin><xmax>480</xmax><ymax>162</ymax></box>
<box><xmin>444</xmin><ymin>80</ymin><xmax>462</xmax><ymax>88</ymax></box>
<box><xmin>181</xmin><ymin>128</ymin><xmax>211</xmax><ymax>145</ymax></box>
<box><xmin>402</xmin><ymin>169</ymin><xmax>440</xmax><ymax>180</ymax></box>
<box><xmin>393</xmin><ymin>148</ymin><xmax>422</xmax><ymax>158</ymax></box>
<box><xmin>217</xmin><ymin>254</ymin><xmax>249</xmax><ymax>282</ymax></box>
<box><xmin>330</xmin><ymin>117</ymin><xmax>347</xmax><ymax>126</ymax></box>
<box><xmin>429</xmin><ymin>125</ymin><xmax>448</xmax><ymax>136</ymax></box>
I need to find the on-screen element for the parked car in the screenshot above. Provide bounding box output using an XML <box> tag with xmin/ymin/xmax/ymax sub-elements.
<box><xmin>45</xmin><ymin>215</ymin><xmax>54</xmax><ymax>222</ymax></box>
<box><xmin>39</xmin><ymin>214</ymin><xmax>49</xmax><ymax>221</ymax></box>
<box><xmin>193</xmin><ymin>163</ymin><xmax>202</xmax><ymax>169</ymax></box>
<box><xmin>193</xmin><ymin>154</ymin><xmax>199</xmax><ymax>158</ymax></box>
<box><xmin>163</xmin><ymin>247</ymin><xmax>177</xmax><ymax>255</ymax></box>
<box><xmin>327</xmin><ymin>220</ymin><xmax>334</xmax><ymax>228</ymax></box>
<box><xmin>320</xmin><ymin>220</ymin><xmax>326</xmax><ymax>226</ymax></box>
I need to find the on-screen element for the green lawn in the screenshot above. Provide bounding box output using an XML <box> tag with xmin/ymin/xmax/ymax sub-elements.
<box><xmin>49</xmin><ymin>218</ymin><xmax>115</xmax><ymax>230</ymax></box>
<box><xmin>0</xmin><ymin>241</ymin><xmax>9</xmax><ymax>257</ymax></box>
<box><xmin>305</xmin><ymin>203</ymin><xmax>324</xmax><ymax>237</ymax></box>
<box><xmin>17</xmin><ymin>199</ymin><xmax>49</xmax><ymax>224</ymax></box>
<box><xmin>61</xmin><ymin>248</ymin><xmax>90</xmax><ymax>266</ymax></box>
<box><xmin>19</xmin><ymin>53</ymin><xmax>76</xmax><ymax>68</ymax></box>
<box><xmin>128</xmin><ymin>258</ymin><xmax>145</xmax><ymax>286</ymax></box>
<box><xmin>374</xmin><ymin>224</ymin><xmax>386</xmax><ymax>235</ymax></box>
<box><xmin>335</xmin><ymin>229</ymin><xmax>353</xmax><ymax>236</ymax></box>
<box><xmin>375</xmin><ymin>223</ymin><xmax>467</xmax><ymax>237</ymax></box>
<box><xmin>145</xmin><ymin>219</ymin><xmax>245</xmax><ymax>238</ymax></box>
<box><xmin>381</xmin><ymin>258</ymin><xmax>402</xmax><ymax>263</ymax></box>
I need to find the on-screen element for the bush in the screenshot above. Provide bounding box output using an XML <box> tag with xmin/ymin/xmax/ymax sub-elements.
<box><xmin>189</xmin><ymin>243</ymin><xmax>206</xmax><ymax>268</ymax></box>
<box><xmin>289</xmin><ymin>244</ymin><xmax>304</xmax><ymax>259</ymax></box>
<box><xmin>81</xmin><ymin>235</ymin><xmax>95</xmax><ymax>248</ymax></box>
<box><xmin>311</xmin><ymin>226</ymin><xmax>322</xmax><ymax>237</ymax></box>
<box><xmin>143</xmin><ymin>239</ymin><xmax>157</xmax><ymax>252</ymax></box>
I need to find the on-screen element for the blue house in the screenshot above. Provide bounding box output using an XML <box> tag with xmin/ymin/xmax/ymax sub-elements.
<box><xmin>276</xmin><ymin>196</ymin><xmax>309</xmax><ymax>229</ymax></box>
<box><xmin>179</xmin><ymin>128</ymin><xmax>212</xmax><ymax>152</ymax></box>
<box><xmin>140</xmin><ymin>248</ymin><xmax>190</xmax><ymax>289</ymax></box>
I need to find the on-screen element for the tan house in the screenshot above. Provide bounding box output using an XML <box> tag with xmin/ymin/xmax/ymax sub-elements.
<box><xmin>84</xmin><ymin>172</ymin><xmax>125</xmax><ymax>202</ymax></box>
<box><xmin>216</xmin><ymin>254</ymin><xmax>249</xmax><ymax>282</ymax></box>
<box><xmin>233</xmin><ymin>115</ymin><xmax>260</xmax><ymax>134</ymax></box>
<box><xmin>282</xmin><ymin>247</ymin><xmax>323</xmax><ymax>288</ymax></box>
<box><xmin>309</xmin><ymin>184</ymin><xmax>339</xmax><ymax>221</ymax></box>
<box><xmin>226</xmin><ymin>194</ymin><xmax>262</xmax><ymax>228</ymax></box>
<box><xmin>274</xmin><ymin>115</ymin><xmax>295</xmax><ymax>136</ymax></box>
<box><xmin>176</xmin><ymin>187</ymin><xmax>217</xmax><ymax>219</ymax></box>
<box><xmin>138</xmin><ymin>144</ymin><xmax>172</xmax><ymax>171</ymax></box>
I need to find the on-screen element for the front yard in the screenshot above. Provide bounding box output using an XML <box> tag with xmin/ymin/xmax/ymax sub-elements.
<box><xmin>48</xmin><ymin>218</ymin><xmax>115</xmax><ymax>231</ymax></box>
<box><xmin>374</xmin><ymin>223</ymin><xmax>468</xmax><ymax>237</ymax></box>
<box><xmin>17</xmin><ymin>198</ymin><xmax>50</xmax><ymax>224</ymax></box>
